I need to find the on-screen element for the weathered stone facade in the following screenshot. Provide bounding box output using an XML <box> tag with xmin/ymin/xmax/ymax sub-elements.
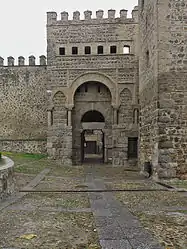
<box><xmin>139</xmin><ymin>0</ymin><xmax>187</xmax><ymax>178</ymax></box>
<box><xmin>0</xmin><ymin>2</ymin><xmax>186</xmax><ymax>177</ymax></box>
<box><xmin>0</xmin><ymin>58</ymin><xmax>48</xmax><ymax>153</ymax></box>
<box><xmin>46</xmin><ymin>8</ymin><xmax>139</xmax><ymax>166</ymax></box>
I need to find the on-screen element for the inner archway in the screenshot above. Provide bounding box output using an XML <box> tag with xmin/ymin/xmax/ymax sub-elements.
<box><xmin>81</xmin><ymin>110</ymin><xmax>105</xmax><ymax>123</ymax></box>
<box><xmin>81</xmin><ymin>110</ymin><xmax>105</xmax><ymax>164</ymax></box>
<box><xmin>72</xmin><ymin>81</ymin><xmax>112</xmax><ymax>165</ymax></box>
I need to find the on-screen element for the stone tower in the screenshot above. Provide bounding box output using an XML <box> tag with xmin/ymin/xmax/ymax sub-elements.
<box><xmin>46</xmin><ymin>8</ymin><xmax>139</xmax><ymax>165</ymax></box>
<box><xmin>139</xmin><ymin>0</ymin><xmax>187</xmax><ymax>178</ymax></box>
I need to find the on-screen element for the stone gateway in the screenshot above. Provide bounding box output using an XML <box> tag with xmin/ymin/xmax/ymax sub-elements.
<box><xmin>0</xmin><ymin>0</ymin><xmax>186</xmax><ymax>179</ymax></box>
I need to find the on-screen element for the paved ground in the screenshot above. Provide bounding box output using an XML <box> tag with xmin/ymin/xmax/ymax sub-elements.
<box><xmin>0</xmin><ymin>154</ymin><xmax>187</xmax><ymax>248</ymax></box>
<box><xmin>86</xmin><ymin>169</ymin><xmax>164</xmax><ymax>249</ymax></box>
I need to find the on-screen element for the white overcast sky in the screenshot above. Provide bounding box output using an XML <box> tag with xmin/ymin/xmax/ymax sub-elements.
<box><xmin>0</xmin><ymin>0</ymin><xmax>138</xmax><ymax>64</ymax></box>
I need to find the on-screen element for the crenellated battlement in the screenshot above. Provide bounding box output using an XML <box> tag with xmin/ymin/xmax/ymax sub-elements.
<box><xmin>0</xmin><ymin>55</ymin><xmax>47</xmax><ymax>67</ymax></box>
<box><xmin>47</xmin><ymin>6</ymin><xmax>139</xmax><ymax>25</ymax></box>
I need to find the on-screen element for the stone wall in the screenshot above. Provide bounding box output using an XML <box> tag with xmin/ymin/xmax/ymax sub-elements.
<box><xmin>139</xmin><ymin>0</ymin><xmax>187</xmax><ymax>178</ymax></box>
<box><xmin>0</xmin><ymin>60</ymin><xmax>48</xmax><ymax>154</ymax></box>
<box><xmin>139</xmin><ymin>0</ymin><xmax>159</xmax><ymax>173</ymax></box>
<box><xmin>0</xmin><ymin>140</ymin><xmax>47</xmax><ymax>154</ymax></box>
<box><xmin>157</xmin><ymin>0</ymin><xmax>187</xmax><ymax>177</ymax></box>
<box><xmin>0</xmin><ymin>156</ymin><xmax>15</xmax><ymax>200</ymax></box>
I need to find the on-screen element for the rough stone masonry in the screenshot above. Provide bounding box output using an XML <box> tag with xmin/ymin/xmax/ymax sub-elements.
<box><xmin>0</xmin><ymin>0</ymin><xmax>186</xmax><ymax>179</ymax></box>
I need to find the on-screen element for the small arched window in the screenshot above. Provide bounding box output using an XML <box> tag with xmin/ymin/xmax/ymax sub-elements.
<box><xmin>123</xmin><ymin>46</ymin><xmax>130</xmax><ymax>54</ymax></box>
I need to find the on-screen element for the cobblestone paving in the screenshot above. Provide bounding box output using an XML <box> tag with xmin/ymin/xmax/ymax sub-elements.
<box><xmin>86</xmin><ymin>171</ymin><xmax>164</xmax><ymax>249</ymax></box>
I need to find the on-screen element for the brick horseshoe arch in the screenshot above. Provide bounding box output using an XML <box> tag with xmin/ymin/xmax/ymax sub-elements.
<box><xmin>68</xmin><ymin>72</ymin><xmax>117</xmax><ymax>107</ymax></box>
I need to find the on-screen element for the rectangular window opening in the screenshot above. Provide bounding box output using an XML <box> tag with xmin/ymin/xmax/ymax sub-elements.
<box><xmin>123</xmin><ymin>46</ymin><xmax>130</xmax><ymax>54</ymax></box>
<box><xmin>110</xmin><ymin>46</ymin><xmax>117</xmax><ymax>54</ymax></box>
<box><xmin>128</xmin><ymin>137</ymin><xmax>138</xmax><ymax>159</ymax></box>
<box><xmin>85</xmin><ymin>46</ymin><xmax>91</xmax><ymax>54</ymax></box>
<box><xmin>59</xmin><ymin>47</ymin><xmax>65</xmax><ymax>55</ymax></box>
<box><xmin>98</xmin><ymin>46</ymin><xmax>104</xmax><ymax>54</ymax></box>
<box><xmin>72</xmin><ymin>47</ymin><xmax>78</xmax><ymax>55</ymax></box>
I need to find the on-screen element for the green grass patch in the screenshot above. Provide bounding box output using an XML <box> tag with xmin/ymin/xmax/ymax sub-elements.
<box><xmin>1</xmin><ymin>152</ymin><xmax>47</xmax><ymax>175</ymax></box>
<box><xmin>2</xmin><ymin>152</ymin><xmax>47</xmax><ymax>160</ymax></box>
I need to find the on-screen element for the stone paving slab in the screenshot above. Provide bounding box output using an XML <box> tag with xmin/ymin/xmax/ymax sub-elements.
<box><xmin>115</xmin><ymin>216</ymin><xmax>143</xmax><ymax>229</ymax></box>
<box><xmin>21</xmin><ymin>168</ymin><xmax>51</xmax><ymax>191</ymax></box>
<box><xmin>100</xmin><ymin>239</ymin><xmax>132</xmax><ymax>249</ymax></box>
<box><xmin>97</xmin><ymin>225</ymin><xmax>126</xmax><ymax>240</ymax></box>
<box><xmin>129</xmin><ymin>238</ymin><xmax>163</xmax><ymax>249</ymax></box>
<box><xmin>94</xmin><ymin>216</ymin><xmax>126</xmax><ymax>240</ymax></box>
<box><xmin>93</xmin><ymin>208</ymin><xmax>112</xmax><ymax>217</ymax></box>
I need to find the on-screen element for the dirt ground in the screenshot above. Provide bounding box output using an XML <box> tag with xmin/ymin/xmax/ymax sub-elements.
<box><xmin>0</xmin><ymin>153</ymin><xmax>100</xmax><ymax>249</ymax></box>
<box><xmin>1</xmin><ymin>152</ymin><xmax>187</xmax><ymax>249</ymax></box>
<box><xmin>115</xmin><ymin>190</ymin><xmax>187</xmax><ymax>248</ymax></box>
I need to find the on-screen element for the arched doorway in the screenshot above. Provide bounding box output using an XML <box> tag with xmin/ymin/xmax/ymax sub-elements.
<box><xmin>81</xmin><ymin>110</ymin><xmax>105</xmax><ymax>164</ymax></box>
<box><xmin>72</xmin><ymin>81</ymin><xmax>112</xmax><ymax>165</ymax></box>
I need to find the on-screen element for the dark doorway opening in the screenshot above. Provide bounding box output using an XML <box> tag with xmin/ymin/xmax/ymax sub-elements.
<box><xmin>81</xmin><ymin>110</ymin><xmax>105</xmax><ymax>164</ymax></box>
<box><xmin>128</xmin><ymin>137</ymin><xmax>138</xmax><ymax>159</ymax></box>
<box><xmin>81</xmin><ymin>129</ymin><xmax>105</xmax><ymax>164</ymax></box>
